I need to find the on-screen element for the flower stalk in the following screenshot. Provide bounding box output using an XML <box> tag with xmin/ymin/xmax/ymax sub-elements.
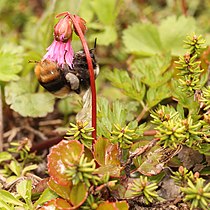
<box><xmin>68</xmin><ymin>13</ymin><xmax>97</xmax><ymax>143</ymax></box>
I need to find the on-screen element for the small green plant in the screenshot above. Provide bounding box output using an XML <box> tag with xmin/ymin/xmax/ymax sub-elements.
<box><xmin>0</xmin><ymin>179</ymin><xmax>57</xmax><ymax>210</ymax></box>
<box><xmin>65</xmin><ymin>121</ymin><xmax>94</xmax><ymax>148</ymax></box>
<box><xmin>171</xmin><ymin>166</ymin><xmax>196</xmax><ymax>187</ymax></box>
<box><xmin>130</xmin><ymin>176</ymin><xmax>159</xmax><ymax>204</ymax></box>
<box><xmin>176</xmin><ymin>34</ymin><xmax>205</xmax><ymax>95</ymax></box>
<box><xmin>181</xmin><ymin>177</ymin><xmax>210</xmax><ymax>210</ymax></box>
<box><xmin>0</xmin><ymin>139</ymin><xmax>38</xmax><ymax>184</ymax></box>
<box><xmin>110</xmin><ymin>124</ymin><xmax>136</xmax><ymax>149</ymax></box>
<box><xmin>65</xmin><ymin>154</ymin><xmax>100</xmax><ymax>187</ymax></box>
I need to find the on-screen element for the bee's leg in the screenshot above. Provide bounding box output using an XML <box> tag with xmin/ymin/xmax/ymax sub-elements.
<box><xmin>65</xmin><ymin>72</ymin><xmax>80</xmax><ymax>91</ymax></box>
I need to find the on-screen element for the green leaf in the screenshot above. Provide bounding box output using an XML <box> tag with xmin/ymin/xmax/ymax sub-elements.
<box><xmin>34</xmin><ymin>187</ymin><xmax>58</xmax><ymax>207</ymax></box>
<box><xmin>94</xmin><ymin>137</ymin><xmax>120</xmax><ymax>164</ymax></box>
<box><xmin>171</xmin><ymin>80</ymin><xmax>200</xmax><ymax>112</ymax></box>
<box><xmin>0</xmin><ymin>200</ymin><xmax>14</xmax><ymax>210</ymax></box>
<box><xmin>55</xmin><ymin>198</ymin><xmax>72</xmax><ymax>208</ymax></box>
<box><xmin>16</xmin><ymin>180</ymin><xmax>32</xmax><ymax>202</ymax></box>
<box><xmin>0</xmin><ymin>152</ymin><xmax>12</xmax><ymax>163</ymax></box>
<box><xmin>90</xmin><ymin>25</ymin><xmax>117</xmax><ymax>46</ymax></box>
<box><xmin>0</xmin><ymin>190</ymin><xmax>24</xmax><ymax>206</ymax></box>
<box><xmin>48</xmin><ymin>178</ymin><xmax>71</xmax><ymax>201</ymax></box>
<box><xmin>106</xmin><ymin>69</ymin><xmax>146</xmax><ymax>102</ymax></box>
<box><xmin>69</xmin><ymin>182</ymin><xmax>88</xmax><ymax>207</ymax></box>
<box><xmin>97</xmin><ymin>201</ymin><xmax>118</xmax><ymax>210</ymax></box>
<box><xmin>159</xmin><ymin>15</ymin><xmax>197</xmax><ymax>56</ymax></box>
<box><xmin>90</xmin><ymin>0</ymin><xmax>119</xmax><ymax>25</ymax></box>
<box><xmin>5</xmin><ymin>77</ymin><xmax>55</xmax><ymax>117</ymax></box>
<box><xmin>57</xmin><ymin>95</ymin><xmax>81</xmax><ymax>115</ymax></box>
<box><xmin>0</xmin><ymin>43</ymin><xmax>24</xmax><ymax>82</ymax></box>
<box><xmin>9</xmin><ymin>160</ymin><xmax>21</xmax><ymax>176</ymax></box>
<box><xmin>131</xmin><ymin>54</ymin><xmax>172</xmax><ymax>87</ymax></box>
<box><xmin>21</xmin><ymin>164</ymin><xmax>38</xmax><ymax>176</ymax></box>
<box><xmin>146</xmin><ymin>84</ymin><xmax>172</xmax><ymax>108</ymax></box>
<box><xmin>123</xmin><ymin>23</ymin><xmax>163</xmax><ymax>56</ymax></box>
<box><xmin>115</xmin><ymin>201</ymin><xmax>129</xmax><ymax>210</ymax></box>
<box><xmin>78</xmin><ymin>1</ymin><xmax>94</xmax><ymax>22</ymax></box>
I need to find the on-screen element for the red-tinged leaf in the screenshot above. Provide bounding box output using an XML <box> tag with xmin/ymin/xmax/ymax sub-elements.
<box><xmin>97</xmin><ymin>201</ymin><xmax>118</xmax><ymax>210</ymax></box>
<box><xmin>94</xmin><ymin>137</ymin><xmax>120</xmax><ymax>166</ymax></box>
<box><xmin>69</xmin><ymin>182</ymin><xmax>88</xmax><ymax>207</ymax></box>
<box><xmin>96</xmin><ymin>165</ymin><xmax>121</xmax><ymax>177</ymax></box>
<box><xmin>55</xmin><ymin>198</ymin><xmax>73</xmax><ymax>209</ymax></box>
<box><xmin>39</xmin><ymin>199</ymin><xmax>57</xmax><ymax>210</ymax></box>
<box><xmin>48</xmin><ymin>178</ymin><xmax>72</xmax><ymax>201</ymax></box>
<box><xmin>115</xmin><ymin>201</ymin><xmax>129</xmax><ymax>210</ymax></box>
<box><xmin>48</xmin><ymin>140</ymin><xmax>84</xmax><ymax>186</ymax></box>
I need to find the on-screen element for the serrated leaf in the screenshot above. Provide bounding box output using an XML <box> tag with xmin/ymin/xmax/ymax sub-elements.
<box><xmin>90</xmin><ymin>0</ymin><xmax>118</xmax><ymax>25</ymax></box>
<box><xmin>78</xmin><ymin>1</ymin><xmax>94</xmax><ymax>22</ymax></box>
<box><xmin>146</xmin><ymin>84</ymin><xmax>172</xmax><ymax>108</ymax></box>
<box><xmin>5</xmin><ymin>78</ymin><xmax>55</xmax><ymax>117</ymax></box>
<box><xmin>131</xmin><ymin>54</ymin><xmax>172</xmax><ymax>87</ymax></box>
<box><xmin>47</xmin><ymin>140</ymin><xmax>84</xmax><ymax>186</ymax></box>
<box><xmin>159</xmin><ymin>15</ymin><xmax>197</xmax><ymax>56</ymax></box>
<box><xmin>106</xmin><ymin>69</ymin><xmax>146</xmax><ymax>102</ymax></box>
<box><xmin>123</xmin><ymin>23</ymin><xmax>163</xmax><ymax>56</ymax></box>
<box><xmin>0</xmin><ymin>190</ymin><xmax>24</xmax><ymax>206</ymax></box>
<box><xmin>90</xmin><ymin>25</ymin><xmax>117</xmax><ymax>46</ymax></box>
<box><xmin>34</xmin><ymin>187</ymin><xmax>58</xmax><ymax>208</ymax></box>
<box><xmin>0</xmin><ymin>43</ymin><xmax>24</xmax><ymax>82</ymax></box>
<box><xmin>171</xmin><ymin>79</ymin><xmax>200</xmax><ymax>112</ymax></box>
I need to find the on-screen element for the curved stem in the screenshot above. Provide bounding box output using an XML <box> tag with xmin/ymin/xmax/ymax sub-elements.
<box><xmin>69</xmin><ymin>14</ymin><xmax>97</xmax><ymax>143</ymax></box>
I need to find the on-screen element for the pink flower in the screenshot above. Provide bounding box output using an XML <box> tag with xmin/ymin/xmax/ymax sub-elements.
<box><xmin>43</xmin><ymin>40</ymin><xmax>74</xmax><ymax>68</ymax></box>
<box><xmin>43</xmin><ymin>15</ymin><xmax>74</xmax><ymax>68</ymax></box>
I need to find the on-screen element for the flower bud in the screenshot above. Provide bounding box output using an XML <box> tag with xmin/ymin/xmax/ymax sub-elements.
<box><xmin>73</xmin><ymin>15</ymin><xmax>87</xmax><ymax>36</ymax></box>
<box><xmin>54</xmin><ymin>15</ymin><xmax>72</xmax><ymax>42</ymax></box>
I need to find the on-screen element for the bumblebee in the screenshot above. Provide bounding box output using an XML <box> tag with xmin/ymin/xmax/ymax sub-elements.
<box><xmin>34</xmin><ymin>49</ymin><xmax>99</xmax><ymax>97</ymax></box>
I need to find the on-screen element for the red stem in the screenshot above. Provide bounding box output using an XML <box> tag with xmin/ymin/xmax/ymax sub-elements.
<box><xmin>69</xmin><ymin>14</ymin><xmax>97</xmax><ymax>143</ymax></box>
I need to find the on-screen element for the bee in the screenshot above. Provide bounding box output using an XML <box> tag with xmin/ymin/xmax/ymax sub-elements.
<box><xmin>34</xmin><ymin>47</ymin><xmax>99</xmax><ymax>97</ymax></box>
<box><xmin>72</xmin><ymin>48</ymin><xmax>99</xmax><ymax>91</ymax></box>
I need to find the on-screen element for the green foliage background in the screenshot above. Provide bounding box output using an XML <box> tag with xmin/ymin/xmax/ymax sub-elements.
<box><xmin>0</xmin><ymin>0</ymin><xmax>210</xmax><ymax>117</ymax></box>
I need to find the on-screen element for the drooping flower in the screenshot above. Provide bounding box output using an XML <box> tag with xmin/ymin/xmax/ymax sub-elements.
<box><xmin>43</xmin><ymin>15</ymin><xmax>74</xmax><ymax>68</ymax></box>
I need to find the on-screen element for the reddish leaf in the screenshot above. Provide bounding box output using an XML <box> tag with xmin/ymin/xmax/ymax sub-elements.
<box><xmin>94</xmin><ymin>137</ymin><xmax>120</xmax><ymax>166</ymax></box>
<box><xmin>39</xmin><ymin>199</ymin><xmax>57</xmax><ymax>209</ymax></box>
<box><xmin>115</xmin><ymin>201</ymin><xmax>129</xmax><ymax>210</ymax></box>
<box><xmin>48</xmin><ymin>178</ymin><xmax>72</xmax><ymax>201</ymax></box>
<box><xmin>96</xmin><ymin>165</ymin><xmax>121</xmax><ymax>177</ymax></box>
<box><xmin>48</xmin><ymin>140</ymin><xmax>84</xmax><ymax>186</ymax></box>
<box><xmin>97</xmin><ymin>201</ymin><xmax>118</xmax><ymax>210</ymax></box>
<box><xmin>69</xmin><ymin>182</ymin><xmax>88</xmax><ymax>207</ymax></box>
<box><xmin>55</xmin><ymin>198</ymin><xmax>73</xmax><ymax>209</ymax></box>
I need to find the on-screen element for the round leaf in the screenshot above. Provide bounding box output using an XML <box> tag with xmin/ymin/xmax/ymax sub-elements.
<box><xmin>94</xmin><ymin>137</ymin><xmax>120</xmax><ymax>166</ymax></box>
<box><xmin>69</xmin><ymin>182</ymin><xmax>88</xmax><ymax>207</ymax></box>
<box><xmin>48</xmin><ymin>178</ymin><xmax>71</xmax><ymax>201</ymax></box>
<box><xmin>5</xmin><ymin>78</ymin><xmax>55</xmax><ymax>117</ymax></box>
<box><xmin>48</xmin><ymin>140</ymin><xmax>84</xmax><ymax>186</ymax></box>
